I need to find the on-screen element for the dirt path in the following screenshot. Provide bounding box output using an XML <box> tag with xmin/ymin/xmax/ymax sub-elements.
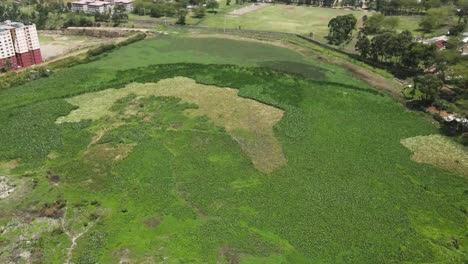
<box><xmin>61</xmin><ymin>208</ymin><xmax>97</xmax><ymax>264</ymax></box>
<box><xmin>188</xmin><ymin>34</ymin><xmax>403</xmax><ymax>100</ymax></box>
<box><xmin>229</xmin><ymin>3</ymin><xmax>270</xmax><ymax>15</ymax></box>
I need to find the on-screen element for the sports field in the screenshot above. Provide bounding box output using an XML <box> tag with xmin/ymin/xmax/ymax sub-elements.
<box><xmin>0</xmin><ymin>36</ymin><xmax>466</xmax><ymax>263</ymax></box>
<box><xmin>201</xmin><ymin>5</ymin><xmax>368</xmax><ymax>42</ymax></box>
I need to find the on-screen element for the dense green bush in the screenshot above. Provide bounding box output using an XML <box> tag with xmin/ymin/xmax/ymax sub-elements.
<box><xmin>87</xmin><ymin>43</ymin><xmax>117</xmax><ymax>57</ymax></box>
<box><xmin>117</xmin><ymin>33</ymin><xmax>146</xmax><ymax>47</ymax></box>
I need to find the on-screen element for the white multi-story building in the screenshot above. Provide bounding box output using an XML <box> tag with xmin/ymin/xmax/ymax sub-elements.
<box><xmin>0</xmin><ymin>30</ymin><xmax>16</xmax><ymax>61</ymax></box>
<box><xmin>87</xmin><ymin>1</ymin><xmax>112</xmax><ymax>14</ymax></box>
<box><xmin>71</xmin><ymin>0</ymin><xmax>89</xmax><ymax>12</ymax></box>
<box><xmin>0</xmin><ymin>21</ymin><xmax>43</xmax><ymax>69</ymax></box>
<box><xmin>71</xmin><ymin>0</ymin><xmax>133</xmax><ymax>14</ymax></box>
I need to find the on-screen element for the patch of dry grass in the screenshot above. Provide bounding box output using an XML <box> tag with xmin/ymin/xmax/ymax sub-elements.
<box><xmin>57</xmin><ymin>77</ymin><xmax>286</xmax><ymax>173</ymax></box>
<box><xmin>401</xmin><ymin>135</ymin><xmax>468</xmax><ymax>177</ymax></box>
<box><xmin>0</xmin><ymin>160</ymin><xmax>18</xmax><ymax>175</ymax></box>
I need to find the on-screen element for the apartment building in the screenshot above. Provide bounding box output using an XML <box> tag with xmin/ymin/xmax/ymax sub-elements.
<box><xmin>0</xmin><ymin>21</ymin><xmax>43</xmax><ymax>69</ymax></box>
<box><xmin>71</xmin><ymin>0</ymin><xmax>133</xmax><ymax>14</ymax></box>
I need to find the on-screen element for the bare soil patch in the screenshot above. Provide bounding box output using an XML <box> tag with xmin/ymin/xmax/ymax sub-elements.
<box><xmin>39</xmin><ymin>31</ymin><xmax>119</xmax><ymax>60</ymax></box>
<box><xmin>39</xmin><ymin>200</ymin><xmax>66</xmax><ymax>219</ymax></box>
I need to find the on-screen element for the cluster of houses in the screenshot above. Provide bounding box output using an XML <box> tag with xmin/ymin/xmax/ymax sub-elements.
<box><xmin>71</xmin><ymin>0</ymin><xmax>133</xmax><ymax>14</ymax></box>
<box><xmin>422</xmin><ymin>32</ymin><xmax>468</xmax><ymax>56</ymax></box>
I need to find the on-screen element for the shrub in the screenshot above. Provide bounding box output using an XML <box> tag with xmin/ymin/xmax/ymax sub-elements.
<box><xmin>117</xmin><ymin>33</ymin><xmax>146</xmax><ymax>47</ymax></box>
<box><xmin>87</xmin><ymin>43</ymin><xmax>117</xmax><ymax>57</ymax></box>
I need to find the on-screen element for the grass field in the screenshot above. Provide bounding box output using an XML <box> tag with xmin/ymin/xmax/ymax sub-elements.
<box><xmin>0</xmin><ymin>36</ymin><xmax>467</xmax><ymax>263</ymax></box>
<box><xmin>200</xmin><ymin>5</ymin><xmax>369</xmax><ymax>41</ymax></box>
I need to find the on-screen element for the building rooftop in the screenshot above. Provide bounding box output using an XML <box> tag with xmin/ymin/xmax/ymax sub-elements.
<box><xmin>0</xmin><ymin>21</ymin><xmax>25</xmax><ymax>31</ymax></box>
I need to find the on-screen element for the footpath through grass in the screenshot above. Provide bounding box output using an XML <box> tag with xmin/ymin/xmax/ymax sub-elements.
<box><xmin>0</xmin><ymin>37</ymin><xmax>466</xmax><ymax>263</ymax></box>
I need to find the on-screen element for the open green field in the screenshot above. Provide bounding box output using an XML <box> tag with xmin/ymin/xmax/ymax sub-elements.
<box><xmin>0</xmin><ymin>36</ymin><xmax>467</xmax><ymax>263</ymax></box>
<box><xmin>200</xmin><ymin>5</ymin><xmax>369</xmax><ymax>41</ymax></box>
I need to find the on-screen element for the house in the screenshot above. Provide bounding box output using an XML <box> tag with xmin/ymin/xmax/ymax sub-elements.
<box><xmin>423</xmin><ymin>35</ymin><xmax>449</xmax><ymax>45</ymax></box>
<box><xmin>87</xmin><ymin>1</ymin><xmax>112</xmax><ymax>14</ymax></box>
<box><xmin>434</xmin><ymin>40</ymin><xmax>446</xmax><ymax>50</ymax></box>
<box><xmin>71</xmin><ymin>0</ymin><xmax>89</xmax><ymax>12</ymax></box>
<box><xmin>0</xmin><ymin>21</ymin><xmax>42</xmax><ymax>69</ymax></box>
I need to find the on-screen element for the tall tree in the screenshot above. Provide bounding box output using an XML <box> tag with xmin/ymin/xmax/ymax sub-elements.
<box><xmin>413</xmin><ymin>74</ymin><xmax>443</xmax><ymax>102</ymax></box>
<box><xmin>326</xmin><ymin>14</ymin><xmax>357</xmax><ymax>45</ymax></box>
<box><xmin>355</xmin><ymin>33</ymin><xmax>371</xmax><ymax>58</ymax></box>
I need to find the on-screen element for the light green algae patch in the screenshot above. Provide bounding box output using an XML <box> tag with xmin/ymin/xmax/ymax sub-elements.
<box><xmin>56</xmin><ymin>77</ymin><xmax>286</xmax><ymax>173</ymax></box>
<box><xmin>401</xmin><ymin>134</ymin><xmax>468</xmax><ymax>177</ymax></box>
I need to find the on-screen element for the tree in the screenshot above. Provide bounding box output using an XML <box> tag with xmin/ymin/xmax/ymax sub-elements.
<box><xmin>448</xmin><ymin>23</ymin><xmax>467</xmax><ymax>36</ymax></box>
<box><xmin>150</xmin><ymin>4</ymin><xmax>164</xmax><ymax>18</ymax></box>
<box><xmin>112</xmin><ymin>5</ymin><xmax>129</xmax><ymax>25</ymax></box>
<box><xmin>362</xmin><ymin>13</ymin><xmax>385</xmax><ymax>34</ymax></box>
<box><xmin>193</xmin><ymin>6</ymin><xmax>206</xmax><ymax>18</ymax></box>
<box><xmin>326</xmin><ymin>14</ymin><xmax>357</xmax><ymax>45</ymax></box>
<box><xmin>419</xmin><ymin>15</ymin><xmax>437</xmax><ymax>32</ymax></box>
<box><xmin>456</xmin><ymin>0</ymin><xmax>468</xmax><ymax>23</ymax></box>
<box><xmin>355</xmin><ymin>33</ymin><xmax>371</xmax><ymax>58</ymax></box>
<box><xmin>419</xmin><ymin>7</ymin><xmax>453</xmax><ymax>32</ymax></box>
<box><xmin>206</xmin><ymin>0</ymin><xmax>219</xmax><ymax>12</ymax></box>
<box><xmin>176</xmin><ymin>9</ymin><xmax>188</xmax><ymax>25</ymax></box>
<box><xmin>382</xmin><ymin>16</ymin><xmax>400</xmax><ymax>31</ymax></box>
<box><xmin>401</xmin><ymin>42</ymin><xmax>435</xmax><ymax>71</ymax></box>
<box><xmin>413</xmin><ymin>74</ymin><xmax>443</xmax><ymax>102</ymax></box>
<box><xmin>422</xmin><ymin>0</ymin><xmax>442</xmax><ymax>10</ymax></box>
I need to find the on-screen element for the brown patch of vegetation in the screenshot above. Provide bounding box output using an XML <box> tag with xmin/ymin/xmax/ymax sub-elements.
<box><xmin>0</xmin><ymin>159</ymin><xmax>19</xmax><ymax>174</ymax></box>
<box><xmin>340</xmin><ymin>62</ymin><xmax>402</xmax><ymax>100</ymax></box>
<box><xmin>219</xmin><ymin>246</ymin><xmax>240</xmax><ymax>264</ymax></box>
<box><xmin>84</xmin><ymin>143</ymin><xmax>133</xmax><ymax>165</ymax></box>
<box><xmin>149</xmin><ymin>77</ymin><xmax>286</xmax><ymax>173</ymax></box>
<box><xmin>60</xmin><ymin>77</ymin><xmax>286</xmax><ymax>173</ymax></box>
<box><xmin>48</xmin><ymin>175</ymin><xmax>60</xmax><ymax>184</ymax></box>
<box><xmin>143</xmin><ymin>217</ymin><xmax>162</xmax><ymax>227</ymax></box>
<box><xmin>39</xmin><ymin>200</ymin><xmax>66</xmax><ymax>219</ymax></box>
<box><xmin>401</xmin><ymin>135</ymin><xmax>468</xmax><ymax>177</ymax></box>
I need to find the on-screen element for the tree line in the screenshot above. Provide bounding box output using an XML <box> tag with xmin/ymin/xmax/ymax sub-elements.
<box><xmin>133</xmin><ymin>0</ymin><xmax>219</xmax><ymax>24</ymax></box>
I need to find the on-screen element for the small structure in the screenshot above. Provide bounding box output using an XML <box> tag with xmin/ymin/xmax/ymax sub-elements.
<box><xmin>434</xmin><ymin>40</ymin><xmax>446</xmax><ymax>50</ymax></box>
<box><xmin>423</xmin><ymin>35</ymin><xmax>449</xmax><ymax>45</ymax></box>
<box><xmin>461</xmin><ymin>45</ymin><xmax>468</xmax><ymax>56</ymax></box>
<box><xmin>444</xmin><ymin>115</ymin><xmax>468</xmax><ymax>132</ymax></box>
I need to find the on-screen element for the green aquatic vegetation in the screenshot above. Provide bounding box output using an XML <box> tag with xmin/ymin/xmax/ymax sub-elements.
<box><xmin>0</xmin><ymin>37</ymin><xmax>466</xmax><ymax>263</ymax></box>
